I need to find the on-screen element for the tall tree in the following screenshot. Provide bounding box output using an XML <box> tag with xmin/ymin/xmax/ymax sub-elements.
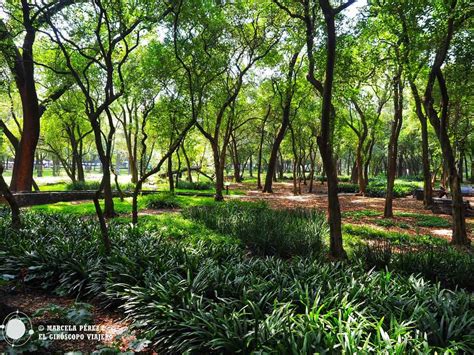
<box><xmin>422</xmin><ymin>0</ymin><xmax>470</xmax><ymax>245</ymax></box>
<box><xmin>274</xmin><ymin>0</ymin><xmax>355</xmax><ymax>258</ymax></box>
<box><xmin>0</xmin><ymin>0</ymin><xmax>73</xmax><ymax>191</ymax></box>
<box><xmin>263</xmin><ymin>49</ymin><xmax>301</xmax><ymax>193</ymax></box>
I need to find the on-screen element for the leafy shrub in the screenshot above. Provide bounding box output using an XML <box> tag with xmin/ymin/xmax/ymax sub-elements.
<box><xmin>342</xmin><ymin>209</ymin><xmax>381</xmax><ymax>220</ymax></box>
<box><xmin>338</xmin><ymin>175</ymin><xmax>352</xmax><ymax>182</ymax></box>
<box><xmin>395</xmin><ymin>212</ymin><xmax>451</xmax><ymax>228</ymax></box>
<box><xmin>337</xmin><ymin>182</ymin><xmax>359</xmax><ymax>193</ymax></box>
<box><xmin>360</xmin><ymin>242</ymin><xmax>474</xmax><ymax>291</ymax></box>
<box><xmin>144</xmin><ymin>193</ymin><xmax>181</xmax><ymax>209</ymax></box>
<box><xmin>176</xmin><ymin>180</ymin><xmax>213</xmax><ymax>191</ymax></box>
<box><xmin>185</xmin><ymin>201</ymin><xmax>326</xmax><ymax>258</ymax></box>
<box><xmin>1</xmin><ymin>212</ymin><xmax>473</xmax><ymax>353</ymax></box>
<box><xmin>365</xmin><ymin>177</ymin><xmax>420</xmax><ymax>198</ymax></box>
<box><xmin>33</xmin><ymin>303</ymin><xmax>93</xmax><ymax>325</ymax></box>
<box><xmin>65</xmin><ymin>181</ymin><xmax>101</xmax><ymax>191</ymax></box>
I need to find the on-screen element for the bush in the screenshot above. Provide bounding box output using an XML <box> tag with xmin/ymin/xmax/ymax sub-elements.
<box><xmin>1</xmin><ymin>212</ymin><xmax>473</xmax><ymax>353</ymax></box>
<box><xmin>185</xmin><ymin>201</ymin><xmax>326</xmax><ymax>258</ymax></box>
<box><xmin>144</xmin><ymin>193</ymin><xmax>181</xmax><ymax>209</ymax></box>
<box><xmin>365</xmin><ymin>177</ymin><xmax>420</xmax><ymax>198</ymax></box>
<box><xmin>65</xmin><ymin>181</ymin><xmax>101</xmax><ymax>191</ymax></box>
<box><xmin>176</xmin><ymin>180</ymin><xmax>213</xmax><ymax>191</ymax></box>
<box><xmin>338</xmin><ymin>182</ymin><xmax>359</xmax><ymax>193</ymax></box>
<box><xmin>338</xmin><ymin>175</ymin><xmax>352</xmax><ymax>182</ymax></box>
<box><xmin>360</xmin><ymin>242</ymin><xmax>474</xmax><ymax>291</ymax></box>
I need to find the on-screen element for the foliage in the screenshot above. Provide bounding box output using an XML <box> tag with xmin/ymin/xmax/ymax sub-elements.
<box><xmin>65</xmin><ymin>181</ymin><xmax>101</xmax><ymax>191</ymax></box>
<box><xmin>33</xmin><ymin>303</ymin><xmax>93</xmax><ymax>325</ymax></box>
<box><xmin>365</xmin><ymin>177</ymin><xmax>421</xmax><ymax>198</ymax></box>
<box><xmin>359</xmin><ymin>242</ymin><xmax>474</xmax><ymax>291</ymax></box>
<box><xmin>343</xmin><ymin>224</ymin><xmax>447</xmax><ymax>246</ymax></box>
<box><xmin>185</xmin><ymin>201</ymin><xmax>327</xmax><ymax>258</ymax></box>
<box><xmin>176</xmin><ymin>180</ymin><xmax>213</xmax><ymax>191</ymax></box>
<box><xmin>144</xmin><ymin>193</ymin><xmax>182</xmax><ymax>209</ymax></box>
<box><xmin>0</xmin><ymin>211</ymin><xmax>473</xmax><ymax>352</ymax></box>
<box><xmin>337</xmin><ymin>182</ymin><xmax>359</xmax><ymax>193</ymax></box>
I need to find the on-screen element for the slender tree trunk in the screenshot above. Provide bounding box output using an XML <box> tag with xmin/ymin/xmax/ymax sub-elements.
<box><xmin>0</xmin><ymin>165</ymin><xmax>21</xmax><ymax>229</ymax></box>
<box><xmin>316</xmin><ymin>1</ymin><xmax>346</xmax><ymax>258</ymax></box>
<box><xmin>181</xmin><ymin>144</ymin><xmax>193</xmax><ymax>183</ymax></box>
<box><xmin>76</xmin><ymin>140</ymin><xmax>85</xmax><ymax>183</ymax></box>
<box><xmin>263</xmin><ymin>52</ymin><xmax>299</xmax><ymax>192</ymax></box>
<box><xmin>249</xmin><ymin>155</ymin><xmax>253</xmax><ymax>177</ymax></box>
<box><xmin>212</xmin><ymin>143</ymin><xmax>224</xmax><ymax>201</ymax></box>
<box><xmin>350</xmin><ymin>160</ymin><xmax>358</xmax><ymax>184</ymax></box>
<box><xmin>364</xmin><ymin>138</ymin><xmax>375</xmax><ymax>186</ymax></box>
<box><xmin>384</xmin><ymin>73</ymin><xmax>403</xmax><ymax>218</ymax></box>
<box><xmin>168</xmin><ymin>155</ymin><xmax>174</xmax><ymax>193</ymax></box>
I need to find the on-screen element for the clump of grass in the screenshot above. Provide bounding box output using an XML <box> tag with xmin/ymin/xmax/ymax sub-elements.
<box><xmin>372</xmin><ymin>218</ymin><xmax>411</xmax><ymax>229</ymax></box>
<box><xmin>1</xmin><ymin>212</ymin><xmax>473</xmax><ymax>353</ymax></box>
<box><xmin>185</xmin><ymin>201</ymin><xmax>327</xmax><ymax>258</ymax></box>
<box><xmin>343</xmin><ymin>224</ymin><xmax>447</xmax><ymax>246</ymax></box>
<box><xmin>342</xmin><ymin>209</ymin><xmax>381</xmax><ymax>221</ymax></box>
<box><xmin>395</xmin><ymin>212</ymin><xmax>451</xmax><ymax>228</ymax></box>
<box><xmin>176</xmin><ymin>180</ymin><xmax>213</xmax><ymax>191</ymax></box>
<box><xmin>359</xmin><ymin>242</ymin><xmax>474</xmax><ymax>291</ymax></box>
<box><xmin>144</xmin><ymin>193</ymin><xmax>182</xmax><ymax>209</ymax></box>
<box><xmin>337</xmin><ymin>183</ymin><xmax>359</xmax><ymax>193</ymax></box>
<box><xmin>65</xmin><ymin>180</ymin><xmax>101</xmax><ymax>191</ymax></box>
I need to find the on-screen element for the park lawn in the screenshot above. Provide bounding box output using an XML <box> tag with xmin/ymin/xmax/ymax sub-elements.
<box><xmin>29</xmin><ymin>193</ymin><xmax>216</xmax><ymax>216</ymax></box>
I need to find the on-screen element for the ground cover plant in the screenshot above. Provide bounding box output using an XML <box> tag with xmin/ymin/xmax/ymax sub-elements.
<box><xmin>185</xmin><ymin>201</ymin><xmax>327</xmax><ymax>258</ymax></box>
<box><xmin>0</xmin><ymin>206</ymin><xmax>473</xmax><ymax>353</ymax></box>
<box><xmin>0</xmin><ymin>1</ymin><xmax>472</xmax><ymax>352</ymax></box>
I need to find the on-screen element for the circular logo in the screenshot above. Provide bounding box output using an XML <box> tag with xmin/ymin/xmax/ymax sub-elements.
<box><xmin>1</xmin><ymin>310</ymin><xmax>34</xmax><ymax>347</ymax></box>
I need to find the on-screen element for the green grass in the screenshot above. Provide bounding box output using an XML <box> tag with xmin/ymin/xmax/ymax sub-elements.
<box><xmin>30</xmin><ymin>197</ymin><xmax>134</xmax><ymax>215</ymax></box>
<box><xmin>38</xmin><ymin>181</ymin><xmax>69</xmax><ymax>191</ymax></box>
<box><xmin>394</xmin><ymin>212</ymin><xmax>451</xmax><ymax>228</ymax></box>
<box><xmin>0</xmin><ymin>212</ymin><xmax>472</xmax><ymax>353</ymax></box>
<box><xmin>186</xmin><ymin>201</ymin><xmax>327</xmax><ymax>258</ymax></box>
<box><xmin>29</xmin><ymin>193</ymin><xmax>216</xmax><ymax>216</ymax></box>
<box><xmin>343</xmin><ymin>224</ymin><xmax>447</xmax><ymax>246</ymax></box>
<box><xmin>372</xmin><ymin>218</ymin><xmax>410</xmax><ymax>229</ymax></box>
<box><xmin>342</xmin><ymin>209</ymin><xmax>382</xmax><ymax>220</ymax></box>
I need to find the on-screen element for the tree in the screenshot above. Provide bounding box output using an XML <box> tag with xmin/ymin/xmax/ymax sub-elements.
<box><xmin>46</xmin><ymin>0</ymin><xmax>146</xmax><ymax>224</ymax></box>
<box><xmin>422</xmin><ymin>0</ymin><xmax>470</xmax><ymax>245</ymax></box>
<box><xmin>263</xmin><ymin>49</ymin><xmax>301</xmax><ymax>193</ymax></box>
<box><xmin>274</xmin><ymin>0</ymin><xmax>356</xmax><ymax>258</ymax></box>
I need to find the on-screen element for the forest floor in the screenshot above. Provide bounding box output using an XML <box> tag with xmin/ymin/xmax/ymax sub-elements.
<box><xmin>229</xmin><ymin>181</ymin><xmax>474</xmax><ymax>242</ymax></box>
<box><xmin>1</xmin><ymin>180</ymin><xmax>473</xmax><ymax>353</ymax></box>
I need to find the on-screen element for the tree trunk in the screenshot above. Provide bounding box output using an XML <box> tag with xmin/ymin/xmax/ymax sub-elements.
<box><xmin>181</xmin><ymin>144</ymin><xmax>193</xmax><ymax>183</ymax></box>
<box><xmin>422</xmin><ymin>0</ymin><xmax>468</xmax><ymax>246</ymax></box>
<box><xmin>36</xmin><ymin>153</ymin><xmax>43</xmax><ymax>177</ymax></box>
<box><xmin>168</xmin><ymin>155</ymin><xmax>174</xmax><ymax>193</ymax></box>
<box><xmin>384</xmin><ymin>72</ymin><xmax>403</xmax><ymax>218</ymax></box>
<box><xmin>316</xmin><ymin>1</ymin><xmax>346</xmax><ymax>258</ymax></box>
<box><xmin>263</xmin><ymin>52</ymin><xmax>299</xmax><ymax>192</ymax></box>
<box><xmin>10</xmin><ymin>89</ymin><xmax>40</xmax><ymax>192</ymax></box>
<box><xmin>350</xmin><ymin>160</ymin><xmax>358</xmax><ymax>184</ymax></box>
<box><xmin>0</xmin><ymin>165</ymin><xmax>21</xmax><ymax>229</ymax></box>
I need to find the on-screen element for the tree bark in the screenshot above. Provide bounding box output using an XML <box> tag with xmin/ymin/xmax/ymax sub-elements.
<box><xmin>384</xmin><ymin>72</ymin><xmax>403</xmax><ymax>218</ymax></box>
<box><xmin>410</xmin><ymin>82</ymin><xmax>433</xmax><ymax>208</ymax></box>
<box><xmin>422</xmin><ymin>1</ymin><xmax>468</xmax><ymax>245</ymax></box>
<box><xmin>263</xmin><ymin>51</ymin><xmax>299</xmax><ymax>193</ymax></box>
<box><xmin>0</xmin><ymin>165</ymin><xmax>21</xmax><ymax>229</ymax></box>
